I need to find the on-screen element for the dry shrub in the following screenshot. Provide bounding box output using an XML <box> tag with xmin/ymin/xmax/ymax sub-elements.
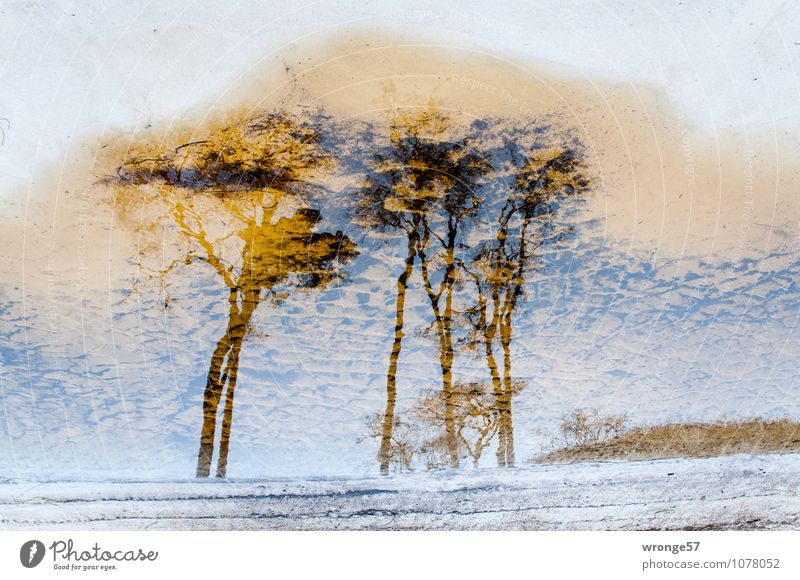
<box><xmin>559</xmin><ymin>408</ymin><xmax>626</xmax><ymax>447</ymax></box>
<box><xmin>534</xmin><ymin>417</ymin><xmax>800</xmax><ymax>463</ymax></box>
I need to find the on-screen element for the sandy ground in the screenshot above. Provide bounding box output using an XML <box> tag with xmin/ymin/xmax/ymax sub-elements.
<box><xmin>1</xmin><ymin>453</ymin><xmax>797</xmax><ymax>531</ymax></box>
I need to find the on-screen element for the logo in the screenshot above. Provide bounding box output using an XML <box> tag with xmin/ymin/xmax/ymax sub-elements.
<box><xmin>20</xmin><ymin>540</ymin><xmax>46</xmax><ymax>568</ymax></box>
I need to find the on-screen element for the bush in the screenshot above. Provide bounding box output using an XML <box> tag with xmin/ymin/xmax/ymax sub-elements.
<box><xmin>534</xmin><ymin>416</ymin><xmax>800</xmax><ymax>463</ymax></box>
<box><xmin>559</xmin><ymin>408</ymin><xmax>626</xmax><ymax>447</ymax></box>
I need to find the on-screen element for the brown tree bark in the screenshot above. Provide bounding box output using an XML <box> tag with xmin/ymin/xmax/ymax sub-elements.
<box><xmin>420</xmin><ymin>224</ymin><xmax>460</xmax><ymax>468</ymax></box>
<box><xmin>214</xmin><ymin>340</ymin><xmax>241</xmax><ymax>478</ymax></box>
<box><xmin>215</xmin><ymin>286</ymin><xmax>260</xmax><ymax>477</ymax></box>
<box><xmin>494</xmin><ymin>213</ymin><xmax>533</xmax><ymax>467</ymax></box>
<box><xmin>498</xmin><ymin>318</ymin><xmax>515</xmax><ymax>466</ymax></box>
<box><xmin>196</xmin><ymin>286</ymin><xmax>259</xmax><ymax>478</ymax></box>
<box><xmin>379</xmin><ymin>231</ymin><xmax>418</xmax><ymax>475</ymax></box>
<box><xmin>196</xmin><ymin>331</ymin><xmax>233</xmax><ymax>478</ymax></box>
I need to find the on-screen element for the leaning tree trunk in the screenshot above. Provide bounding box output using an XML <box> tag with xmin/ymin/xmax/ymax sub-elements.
<box><xmin>196</xmin><ymin>286</ymin><xmax>258</xmax><ymax>478</ymax></box>
<box><xmin>216</xmin><ymin>287</ymin><xmax>259</xmax><ymax>478</ymax></box>
<box><xmin>196</xmin><ymin>329</ymin><xmax>234</xmax><ymax>478</ymax></box>
<box><xmin>215</xmin><ymin>333</ymin><xmax>245</xmax><ymax>478</ymax></box>
<box><xmin>196</xmin><ymin>288</ymin><xmax>238</xmax><ymax>478</ymax></box>
<box><xmin>379</xmin><ymin>232</ymin><xmax>417</xmax><ymax>475</ymax></box>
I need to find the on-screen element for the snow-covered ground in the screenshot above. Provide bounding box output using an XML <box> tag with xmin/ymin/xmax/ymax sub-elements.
<box><xmin>2</xmin><ymin>453</ymin><xmax>798</xmax><ymax>531</ymax></box>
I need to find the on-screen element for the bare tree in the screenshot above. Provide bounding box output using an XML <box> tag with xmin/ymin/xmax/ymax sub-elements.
<box><xmin>357</xmin><ymin>413</ymin><xmax>418</xmax><ymax>472</ymax></box>
<box><xmin>360</xmin><ymin>379</ymin><xmax>526</xmax><ymax>471</ymax></box>
<box><xmin>416</xmin><ymin>380</ymin><xmax>525</xmax><ymax>468</ymax></box>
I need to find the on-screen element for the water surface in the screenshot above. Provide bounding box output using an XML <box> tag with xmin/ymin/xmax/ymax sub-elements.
<box><xmin>1</xmin><ymin>33</ymin><xmax>798</xmax><ymax>480</ymax></box>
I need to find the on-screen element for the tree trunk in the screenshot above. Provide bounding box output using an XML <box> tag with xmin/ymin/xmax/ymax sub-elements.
<box><xmin>215</xmin><ymin>288</ymin><xmax>259</xmax><ymax>478</ymax></box>
<box><xmin>493</xmin><ymin>213</ymin><xmax>531</xmax><ymax>467</ymax></box>
<box><xmin>196</xmin><ymin>287</ymin><xmax>257</xmax><ymax>478</ymax></box>
<box><xmin>442</xmin><ymin>238</ymin><xmax>458</xmax><ymax>468</ymax></box>
<box><xmin>196</xmin><ymin>329</ymin><xmax>235</xmax><ymax>478</ymax></box>
<box><xmin>488</xmin><ymin>339</ymin><xmax>508</xmax><ymax>467</ymax></box>
<box><xmin>419</xmin><ymin>223</ymin><xmax>459</xmax><ymax>468</ymax></box>
<box><xmin>441</xmin><ymin>331</ymin><xmax>458</xmax><ymax>468</ymax></box>
<box><xmin>379</xmin><ymin>233</ymin><xmax>417</xmax><ymax>475</ymax></box>
<box><xmin>215</xmin><ymin>334</ymin><xmax>244</xmax><ymax>478</ymax></box>
<box><xmin>498</xmin><ymin>318</ymin><xmax>515</xmax><ymax>466</ymax></box>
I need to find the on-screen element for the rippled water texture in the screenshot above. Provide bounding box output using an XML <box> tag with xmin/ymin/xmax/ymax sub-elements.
<box><xmin>1</xmin><ymin>34</ymin><xmax>798</xmax><ymax>479</ymax></box>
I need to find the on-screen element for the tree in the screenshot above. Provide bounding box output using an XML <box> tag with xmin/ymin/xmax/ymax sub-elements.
<box><xmin>461</xmin><ymin>129</ymin><xmax>591</xmax><ymax>466</ymax></box>
<box><xmin>358</xmin><ymin>109</ymin><xmax>491</xmax><ymax>471</ymax></box>
<box><xmin>415</xmin><ymin>380</ymin><xmax>525</xmax><ymax>468</ymax></box>
<box><xmin>358</xmin><ymin>379</ymin><xmax>525</xmax><ymax>471</ymax></box>
<box><xmin>107</xmin><ymin>110</ymin><xmax>357</xmax><ymax>477</ymax></box>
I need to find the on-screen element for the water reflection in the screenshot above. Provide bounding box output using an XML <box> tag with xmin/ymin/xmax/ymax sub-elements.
<box><xmin>105</xmin><ymin>104</ymin><xmax>590</xmax><ymax>476</ymax></box>
<box><xmin>357</xmin><ymin>110</ymin><xmax>590</xmax><ymax>471</ymax></box>
<box><xmin>461</xmin><ymin>143</ymin><xmax>590</xmax><ymax>467</ymax></box>
<box><xmin>363</xmin><ymin>379</ymin><xmax>527</xmax><ymax>470</ymax></box>
<box><xmin>2</xmin><ymin>26</ymin><xmax>798</xmax><ymax>484</ymax></box>
<box><xmin>13</xmin><ymin>94</ymin><xmax>593</xmax><ymax>479</ymax></box>
<box><xmin>108</xmin><ymin>112</ymin><xmax>358</xmax><ymax>477</ymax></box>
<box><xmin>357</xmin><ymin>109</ymin><xmax>494</xmax><ymax>472</ymax></box>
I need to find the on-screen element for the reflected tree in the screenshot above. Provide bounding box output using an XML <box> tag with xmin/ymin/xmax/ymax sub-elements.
<box><xmin>461</xmin><ymin>132</ymin><xmax>590</xmax><ymax>466</ymax></box>
<box><xmin>359</xmin><ymin>379</ymin><xmax>525</xmax><ymax>471</ymax></box>
<box><xmin>415</xmin><ymin>380</ymin><xmax>526</xmax><ymax>468</ymax></box>
<box><xmin>360</xmin><ymin>115</ymin><xmax>591</xmax><ymax>472</ymax></box>
<box><xmin>358</xmin><ymin>109</ymin><xmax>491</xmax><ymax>471</ymax></box>
<box><xmin>357</xmin><ymin>413</ymin><xmax>417</xmax><ymax>472</ymax></box>
<box><xmin>108</xmin><ymin>111</ymin><xmax>357</xmax><ymax>477</ymax></box>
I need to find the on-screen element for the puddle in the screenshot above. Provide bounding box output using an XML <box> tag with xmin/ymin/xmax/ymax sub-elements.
<box><xmin>1</xmin><ymin>30</ymin><xmax>798</xmax><ymax>479</ymax></box>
